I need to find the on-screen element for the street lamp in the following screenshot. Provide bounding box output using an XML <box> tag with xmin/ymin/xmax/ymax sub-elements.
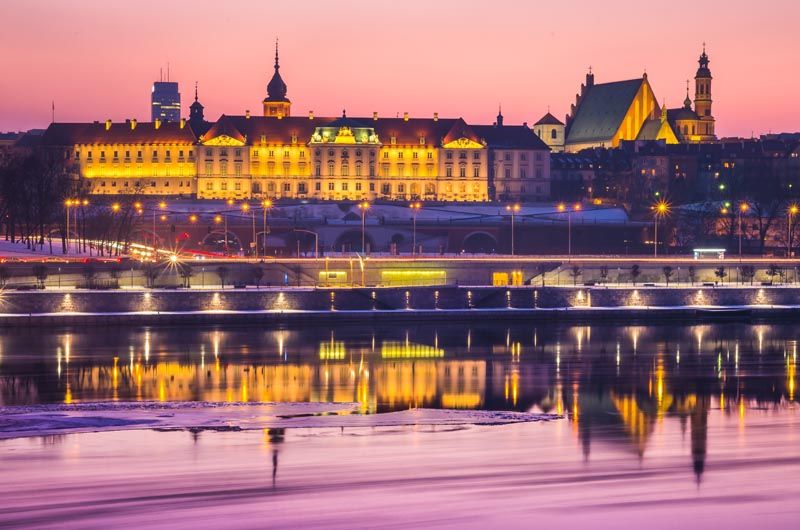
<box><xmin>261</xmin><ymin>199</ymin><xmax>273</xmax><ymax>258</ymax></box>
<box><xmin>294</xmin><ymin>228</ymin><xmax>319</xmax><ymax>259</ymax></box>
<box><xmin>506</xmin><ymin>203</ymin><xmax>520</xmax><ymax>256</ymax></box>
<box><xmin>738</xmin><ymin>202</ymin><xmax>749</xmax><ymax>258</ymax></box>
<box><xmin>64</xmin><ymin>199</ymin><xmax>73</xmax><ymax>254</ymax></box>
<box><xmin>358</xmin><ymin>201</ymin><xmax>370</xmax><ymax>254</ymax></box>
<box><xmin>409</xmin><ymin>201</ymin><xmax>422</xmax><ymax>255</ymax></box>
<box><xmin>557</xmin><ymin>202</ymin><xmax>581</xmax><ymax>256</ymax></box>
<box><xmin>788</xmin><ymin>204</ymin><xmax>799</xmax><ymax>257</ymax></box>
<box><xmin>241</xmin><ymin>202</ymin><xmax>255</xmax><ymax>257</ymax></box>
<box><xmin>652</xmin><ymin>199</ymin><xmax>670</xmax><ymax>257</ymax></box>
<box><xmin>152</xmin><ymin>201</ymin><xmax>167</xmax><ymax>253</ymax></box>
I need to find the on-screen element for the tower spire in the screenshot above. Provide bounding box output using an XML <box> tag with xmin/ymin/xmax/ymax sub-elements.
<box><xmin>274</xmin><ymin>38</ymin><xmax>280</xmax><ymax>70</ymax></box>
<box><xmin>194</xmin><ymin>81</ymin><xmax>198</xmax><ymax>102</ymax></box>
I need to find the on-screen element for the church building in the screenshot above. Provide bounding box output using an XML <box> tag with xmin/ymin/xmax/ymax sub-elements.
<box><xmin>558</xmin><ymin>47</ymin><xmax>717</xmax><ymax>152</ymax></box>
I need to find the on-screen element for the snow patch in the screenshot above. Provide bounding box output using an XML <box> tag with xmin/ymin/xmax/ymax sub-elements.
<box><xmin>0</xmin><ymin>401</ymin><xmax>558</xmax><ymax>439</ymax></box>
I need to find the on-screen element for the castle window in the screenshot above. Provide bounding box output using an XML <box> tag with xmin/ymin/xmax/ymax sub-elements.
<box><xmin>342</xmin><ymin>182</ymin><xmax>349</xmax><ymax>191</ymax></box>
<box><xmin>205</xmin><ymin>163</ymin><xmax>212</xmax><ymax>176</ymax></box>
<box><xmin>383</xmin><ymin>151</ymin><xmax>389</xmax><ymax>159</ymax></box>
<box><xmin>220</xmin><ymin>161</ymin><xmax>228</xmax><ymax>175</ymax></box>
<box><xmin>355</xmin><ymin>182</ymin><xmax>362</xmax><ymax>191</ymax></box>
<box><xmin>298</xmin><ymin>182</ymin><xmax>307</xmax><ymax>193</ymax></box>
<box><xmin>398</xmin><ymin>184</ymin><xmax>405</xmax><ymax>193</ymax></box>
<box><xmin>328</xmin><ymin>149</ymin><xmax>334</xmax><ymax>157</ymax></box>
<box><xmin>327</xmin><ymin>162</ymin><xmax>334</xmax><ymax>176</ymax></box>
<box><xmin>398</xmin><ymin>151</ymin><xmax>404</xmax><ymax>159</ymax></box>
<box><xmin>206</xmin><ymin>149</ymin><xmax>212</xmax><ymax>156</ymax></box>
<box><xmin>342</xmin><ymin>164</ymin><xmax>350</xmax><ymax>177</ymax></box>
<box><xmin>221</xmin><ymin>182</ymin><xmax>227</xmax><ymax>191</ymax></box>
<box><xmin>283</xmin><ymin>183</ymin><xmax>291</xmax><ymax>192</ymax></box>
<box><xmin>269</xmin><ymin>150</ymin><xmax>275</xmax><ymax>157</ymax></box>
<box><xmin>446</xmin><ymin>152</ymin><xmax>453</xmax><ymax>160</ymax></box>
<box><xmin>474</xmin><ymin>167</ymin><xmax>480</xmax><ymax>178</ymax></box>
<box><xmin>427</xmin><ymin>152</ymin><xmax>433</xmax><ymax>160</ymax></box>
<box><xmin>219</xmin><ymin>149</ymin><xmax>227</xmax><ymax>157</ymax></box>
<box><xmin>505</xmin><ymin>168</ymin><xmax>511</xmax><ymax>178</ymax></box>
<box><xmin>328</xmin><ymin>182</ymin><xmax>334</xmax><ymax>191</ymax></box>
<box><xmin>413</xmin><ymin>152</ymin><xmax>418</xmax><ymax>159</ymax></box>
<box><xmin>520</xmin><ymin>168</ymin><xmax>527</xmax><ymax>178</ymax></box>
<box><xmin>300</xmin><ymin>150</ymin><xmax>305</xmax><ymax>158</ymax></box>
<box><xmin>504</xmin><ymin>152</ymin><xmax>511</xmax><ymax>161</ymax></box>
<box><xmin>520</xmin><ymin>153</ymin><xmax>527</xmax><ymax>162</ymax></box>
<box><xmin>253</xmin><ymin>150</ymin><xmax>259</xmax><ymax>158</ymax></box>
<box><xmin>446</xmin><ymin>166</ymin><xmax>453</xmax><ymax>177</ymax></box>
<box><xmin>284</xmin><ymin>150</ymin><xmax>290</xmax><ymax>157</ymax></box>
<box><xmin>355</xmin><ymin>150</ymin><xmax>362</xmax><ymax>157</ymax></box>
<box><xmin>235</xmin><ymin>162</ymin><xmax>242</xmax><ymax>176</ymax></box>
<box><xmin>551</xmin><ymin>129</ymin><xmax>558</xmax><ymax>139</ymax></box>
<box><xmin>419</xmin><ymin>136</ymin><xmax>425</xmax><ymax>145</ymax></box>
<box><xmin>315</xmin><ymin>164</ymin><xmax>321</xmax><ymax>176</ymax></box>
<box><xmin>355</xmin><ymin>163</ymin><xmax>362</xmax><ymax>177</ymax></box>
<box><xmin>459</xmin><ymin>167</ymin><xmax>466</xmax><ymax>178</ymax></box>
<box><xmin>473</xmin><ymin>152</ymin><xmax>480</xmax><ymax>160</ymax></box>
<box><xmin>235</xmin><ymin>182</ymin><xmax>241</xmax><ymax>191</ymax></box>
<box><xmin>315</xmin><ymin>182</ymin><xmax>321</xmax><ymax>191</ymax></box>
<box><xmin>536</xmin><ymin>153</ymin><xmax>543</xmax><ymax>161</ymax></box>
<box><xmin>460</xmin><ymin>151</ymin><xmax>467</xmax><ymax>160</ymax></box>
<box><xmin>382</xmin><ymin>183</ymin><xmax>391</xmax><ymax>195</ymax></box>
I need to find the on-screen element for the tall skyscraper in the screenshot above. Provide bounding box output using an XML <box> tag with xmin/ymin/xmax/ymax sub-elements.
<box><xmin>151</xmin><ymin>79</ymin><xmax>181</xmax><ymax>122</ymax></box>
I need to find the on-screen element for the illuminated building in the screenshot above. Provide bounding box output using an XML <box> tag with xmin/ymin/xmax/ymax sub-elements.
<box><xmin>473</xmin><ymin>109</ymin><xmax>551</xmax><ymax>201</ymax></box>
<box><xmin>562</xmin><ymin>47</ymin><xmax>717</xmax><ymax>152</ymax></box>
<box><xmin>151</xmin><ymin>80</ymin><xmax>181</xmax><ymax>122</ymax></box>
<box><xmin>41</xmin><ymin>45</ymin><xmax>549</xmax><ymax>202</ymax></box>
<box><xmin>41</xmin><ymin>119</ymin><xmax>198</xmax><ymax>196</ymax></box>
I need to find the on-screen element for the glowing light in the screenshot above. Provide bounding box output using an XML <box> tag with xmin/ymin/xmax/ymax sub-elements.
<box><xmin>111</xmin><ymin>203</ymin><xmax>121</xmax><ymax>212</ymax></box>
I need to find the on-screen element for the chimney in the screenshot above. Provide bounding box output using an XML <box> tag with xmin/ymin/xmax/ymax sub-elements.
<box><xmin>373</xmin><ymin>111</ymin><xmax>378</xmax><ymax>121</ymax></box>
<box><xmin>433</xmin><ymin>112</ymin><xmax>438</xmax><ymax>122</ymax></box>
<box><xmin>105</xmin><ymin>119</ymin><xmax>112</xmax><ymax>131</ymax></box>
<box><xmin>179</xmin><ymin>118</ymin><xmax>186</xmax><ymax>129</ymax></box>
<box><xmin>154</xmin><ymin>119</ymin><xmax>161</xmax><ymax>130</ymax></box>
<box><xmin>130</xmin><ymin>119</ymin><xmax>137</xmax><ymax>130</ymax></box>
<box><xmin>309</xmin><ymin>110</ymin><xmax>314</xmax><ymax>120</ymax></box>
<box><xmin>245</xmin><ymin>109</ymin><xmax>251</xmax><ymax>119</ymax></box>
<box><xmin>403</xmin><ymin>112</ymin><xmax>409</xmax><ymax>122</ymax></box>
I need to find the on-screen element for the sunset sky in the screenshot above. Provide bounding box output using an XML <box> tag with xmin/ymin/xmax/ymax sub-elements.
<box><xmin>2</xmin><ymin>0</ymin><xmax>798</xmax><ymax>137</ymax></box>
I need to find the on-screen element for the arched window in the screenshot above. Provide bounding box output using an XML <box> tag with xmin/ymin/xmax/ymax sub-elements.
<box><xmin>683</xmin><ymin>125</ymin><xmax>689</xmax><ymax>135</ymax></box>
<box><xmin>551</xmin><ymin>129</ymin><xmax>557</xmax><ymax>140</ymax></box>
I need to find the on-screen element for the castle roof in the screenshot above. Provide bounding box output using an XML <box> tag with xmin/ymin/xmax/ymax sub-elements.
<box><xmin>471</xmin><ymin>124</ymin><xmax>550</xmax><ymax>150</ymax></box>
<box><xmin>40</xmin><ymin>121</ymin><xmax>198</xmax><ymax>145</ymax></box>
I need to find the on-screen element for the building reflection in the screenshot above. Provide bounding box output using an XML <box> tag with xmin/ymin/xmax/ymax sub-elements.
<box><xmin>0</xmin><ymin>323</ymin><xmax>799</xmax><ymax>483</ymax></box>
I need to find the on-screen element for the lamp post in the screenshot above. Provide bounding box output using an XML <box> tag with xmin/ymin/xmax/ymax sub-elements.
<box><xmin>409</xmin><ymin>201</ymin><xmax>422</xmax><ymax>256</ymax></box>
<box><xmin>225</xmin><ymin>199</ymin><xmax>234</xmax><ymax>256</ymax></box>
<box><xmin>506</xmin><ymin>203</ymin><xmax>520</xmax><ymax>256</ymax></box>
<box><xmin>294</xmin><ymin>228</ymin><xmax>319</xmax><ymax>259</ymax></box>
<box><xmin>652</xmin><ymin>200</ymin><xmax>670</xmax><ymax>257</ymax></box>
<box><xmin>557</xmin><ymin>202</ymin><xmax>581</xmax><ymax>256</ymax></box>
<box><xmin>64</xmin><ymin>199</ymin><xmax>72</xmax><ymax>254</ymax></box>
<box><xmin>738</xmin><ymin>202</ymin><xmax>748</xmax><ymax>258</ymax></box>
<box><xmin>358</xmin><ymin>201</ymin><xmax>370</xmax><ymax>254</ymax></box>
<box><xmin>151</xmin><ymin>201</ymin><xmax>167</xmax><ymax>254</ymax></box>
<box><xmin>241</xmin><ymin>202</ymin><xmax>255</xmax><ymax>257</ymax></box>
<box><xmin>788</xmin><ymin>204</ymin><xmax>799</xmax><ymax>257</ymax></box>
<box><xmin>261</xmin><ymin>199</ymin><xmax>273</xmax><ymax>258</ymax></box>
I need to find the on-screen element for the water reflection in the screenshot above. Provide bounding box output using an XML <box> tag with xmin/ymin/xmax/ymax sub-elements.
<box><xmin>1</xmin><ymin>322</ymin><xmax>799</xmax><ymax>482</ymax></box>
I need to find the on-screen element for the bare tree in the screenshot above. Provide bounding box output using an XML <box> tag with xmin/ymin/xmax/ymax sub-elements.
<box><xmin>662</xmin><ymin>266</ymin><xmax>674</xmax><ymax>286</ymax></box>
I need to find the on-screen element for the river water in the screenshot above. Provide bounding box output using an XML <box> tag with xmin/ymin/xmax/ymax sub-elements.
<box><xmin>1</xmin><ymin>322</ymin><xmax>799</xmax><ymax>528</ymax></box>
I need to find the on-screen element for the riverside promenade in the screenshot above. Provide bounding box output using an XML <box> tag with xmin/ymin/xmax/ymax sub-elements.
<box><xmin>2</xmin><ymin>285</ymin><xmax>799</xmax><ymax>327</ymax></box>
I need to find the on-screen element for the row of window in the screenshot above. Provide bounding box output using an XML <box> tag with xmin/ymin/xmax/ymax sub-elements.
<box><xmin>497</xmin><ymin>168</ymin><xmax>545</xmax><ymax>179</ymax></box>
<box><xmin>96</xmin><ymin>180</ymin><xmax>193</xmax><ymax>188</ymax></box>
<box><xmin>81</xmin><ymin>149</ymin><xmax>193</xmax><ymax>161</ymax></box>
<box><xmin>201</xmin><ymin>180</ymin><xmax>484</xmax><ymax>196</ymax></box>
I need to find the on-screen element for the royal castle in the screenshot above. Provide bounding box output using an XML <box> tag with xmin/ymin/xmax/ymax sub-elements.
<box><xmin>41</xmin><ymin>44</ymin><xmax>716</xmax><ymax>202</ymax></box>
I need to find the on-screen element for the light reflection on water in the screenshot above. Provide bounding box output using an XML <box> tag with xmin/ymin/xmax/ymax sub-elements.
<box><xmin>1</xmin><ymin>322</ymin><xmax>800</xmax><ymax>527</ymax></box>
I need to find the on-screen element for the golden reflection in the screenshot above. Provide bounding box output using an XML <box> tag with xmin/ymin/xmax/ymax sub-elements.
<box><xmin>381</xmin><ymin>341</ymin><xmax>444</xmax><ymax>358</ymax></box>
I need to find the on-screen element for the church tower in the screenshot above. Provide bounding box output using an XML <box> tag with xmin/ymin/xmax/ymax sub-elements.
<box><xmin>693</xmin><ymin>44</ymin><xmax>716</xmax><ymax>140</ymax></box>
<box><xmin>189</xmin><ymin>82</ymin><xmax>204</xmax><ymax>125</ymax></box>
<box><xmin>263</xmin><ymin>40</ymin><xmax>291</xmax><ymax>118</ymax></box>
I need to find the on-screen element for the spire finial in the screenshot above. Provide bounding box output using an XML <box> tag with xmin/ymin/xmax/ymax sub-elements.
<box><xmin>588</xmin><ymin>65</ymin><xmax>592</xmax><ymax>75</ymax></box>
<box><xmin>342</xmin><ymin>109</ymin><xmax>346</xmax><ymax>118</ymax></box>
<box><xmin>274</xmin><ymin>38</ymin><xmax>280</xmax><ymax>69</ymax></box>
<box><xmin>194</xmin><ymin>81</ymin><xmax>198</xmax><ymax>102</ymax></box>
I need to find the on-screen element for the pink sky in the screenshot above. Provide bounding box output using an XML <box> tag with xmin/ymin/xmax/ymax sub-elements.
<box><xmin>1</xmin><ymin>0</ymin><xmax>798</xmax><ymax>137</ymax></box>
